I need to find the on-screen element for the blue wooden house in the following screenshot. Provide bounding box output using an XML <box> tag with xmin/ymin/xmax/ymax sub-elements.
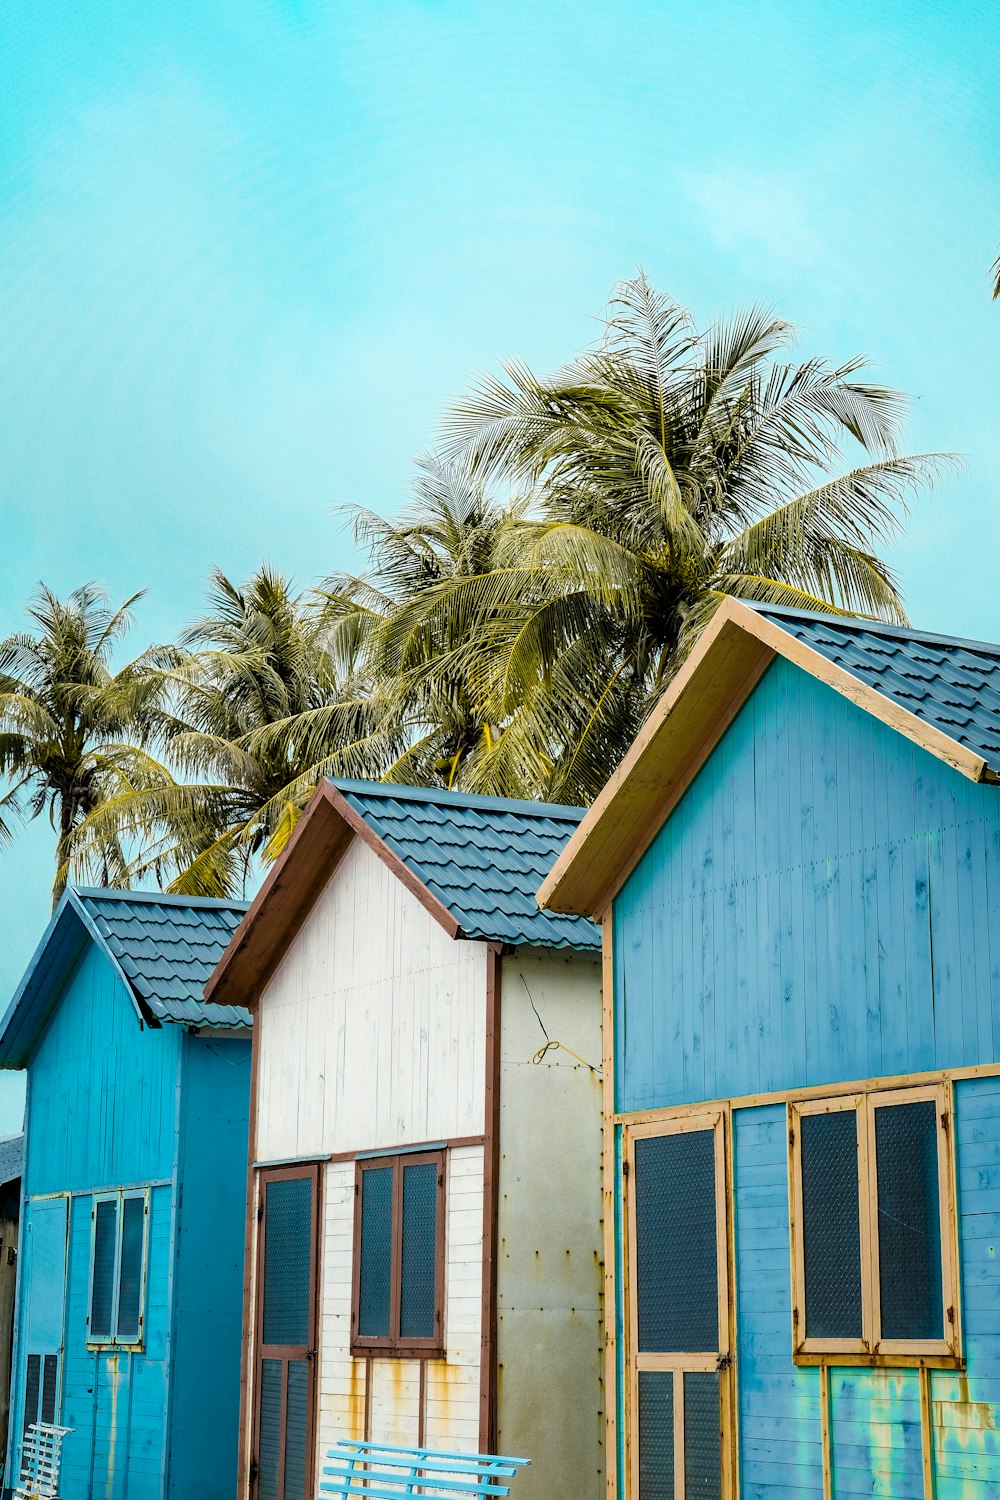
<box><xmin>539</xmin><ymin>598</ymin><xmax>1000</xmax><ymax>1500</ymax></box>
<box><xmin>0</xmin><ymin>888</ymin><xmax>252</xmax><ymax>1500</ymax></box>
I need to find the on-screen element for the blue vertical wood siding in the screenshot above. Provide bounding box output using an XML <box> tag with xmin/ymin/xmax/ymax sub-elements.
<box><xmin>615</xmin><ymin>657</ymin><xmax>1000</xmax><ymax>1115</ymax></box>
<box><xmin>730</xmin><ymin>1085</ymin><xmax>1000</xmax><ymax>1497</ymax></box>
<box><xmin>167</xmin><ymin>1032</ymin><xmax>251</xmax><ymax>1500</ymax></box>
<box><xmin>9</xmin><ymin>926</ymin><xmax>251</xmax><ymax>1500</ymax></box>
<box><xmin>612</xmin><ymin>651</ymin><xmax>1000</xmax><ymax>1496</ymax></box>
<box><xmin>24</xmin><ymin>940</ymin><xmax>180</xmax><ymax>1196</ymax></box>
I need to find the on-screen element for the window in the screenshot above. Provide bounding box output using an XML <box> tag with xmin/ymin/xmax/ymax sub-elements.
<box><xmin>22</xmin><ymin>1353</ymin><xmax>59</xmax><ymax>1436</ymax></box>
<box><xmin>789</xmin><ymin>1084</ymin><xmax>959</xmax><ymax>1361</ymax></box>
<box><xmin>351</xmin><ymin>1150</ymin><xmax>445</xmax><ymax>1356</ymax></box>
<box><xmin>87</xmin><ymin>1189</ymin><xmax>149</xmax><ymax>1348</ymax></box>
<box><xmin>625</xmin><ymin>1114</ymin><xmax>735</xmax><ymax>1500</ymax></box>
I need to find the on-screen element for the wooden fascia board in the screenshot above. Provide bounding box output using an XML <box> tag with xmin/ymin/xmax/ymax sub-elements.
<box><xmin>538</xmin><ymin>599</ymin><xmax>775</xmax><ymax>918</ymax></box>
<box><xmin>327</xmin><ymin>786</ymin><xmax>462</xmax><ymax>944</ymax></box>
<box><xmin>732</xmin><ymin>605</ymin><xmax>991</xmax><ymax>785</ymax></box>
<box><xmin>204</xmin><ymin>781</ymin><xmax>354</xmax><ymax>1010</ymax></box>
<box><xmin>539</xmin><ymin>596</ymin><xmax>992</xmax><ymax>919</ymax></box>
<box><xmin>204</xmin><ymin>781</ymin><xmax>463</xmax><ymax>1010</ymax></box>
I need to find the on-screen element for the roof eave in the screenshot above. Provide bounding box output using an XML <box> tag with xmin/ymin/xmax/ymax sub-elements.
<box><xmin>538</xmin><ymin>597</ymin><xmax>992</xmax><ymax>920</ymax></box>
<box><xmin>204</xmin><ymin>780</ymin><xmax>463</xmax><ymax>1011</ymax></box>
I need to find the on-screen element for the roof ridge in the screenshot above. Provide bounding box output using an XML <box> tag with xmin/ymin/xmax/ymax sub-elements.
<box><xmin>73</xmin><ymin>886</ymin><xmax>250</xmax><ymax>913</ymax></box>
<box><xmin>330</xmin><ymin>777</ymin><xmax>586</xmax><ymax>822</ymax></box>
<box><xmin>745</xmin><ymin>601</ymin><xmax>1000</xmax><ymax>659</ymax></box>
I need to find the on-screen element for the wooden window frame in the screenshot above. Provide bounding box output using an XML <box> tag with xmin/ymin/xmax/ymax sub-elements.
<box><xmin>86</xmin><ymin>1187</ymin><xmax>149</xmax><ymax>1352</ymax></box>
<box><xmin>623</xmin><ymin>1112</ymin><xmax>737</xmax><ymax>1500</ymax></box>
<box><xmin>350</xmin><ymin>1149</ymin><xmax>446</xmax><ymax>1359</ymax></box>
<box><xmin>789</xmin><ymin>1082</ymin><xmax>960</xmax><ymax>1365</ymax></box>
<box><xmin>251</xmin><ymin>1162</ymin><xmax>321</xmax><ymax>1500</ymax></box>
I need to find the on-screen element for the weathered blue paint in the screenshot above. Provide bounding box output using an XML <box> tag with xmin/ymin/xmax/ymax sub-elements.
<box><xmin>3</xmin><ymin>895</ymin><xmax>250</xmax><ymax>1500</ymax></box>
<box><xmin>615</xmin><ymin>657</ymin><xmax>1000</xmax><ymax>1114</ymax></box>
<box><xmin>610</xmin><ymin>650</ymin><xmax>1000</xmax><ymax>1497</ymax></box>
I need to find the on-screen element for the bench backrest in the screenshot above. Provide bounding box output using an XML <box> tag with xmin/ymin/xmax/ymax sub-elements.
<box><xmin>320</xmin><ymin>1440</ymin><xmax>530</xmax><ymax>1498</ymax></box>
<box><xmin>15</xmin><ymin>1423</ymin><xmax>73</xmax><ymax>1500</ymax></box>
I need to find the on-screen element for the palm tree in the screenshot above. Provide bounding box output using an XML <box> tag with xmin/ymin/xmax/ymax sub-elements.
<box><xmin>0</xmin><ymin>584</ymin><xmax>158</xmax><ymax>905</ymax></box>
<box><xmin>71</xmin><ymin>567</ymin><xmax>401</xmax><ymax>897</ymax></box>
<box><xmin>322</xmin><ymin>456</ymin><xmax>538</xmax><ymax>791</ymax></box>
<box><xmin>418</xmin><ymin>274</ymin><xmax>955</xmax><ymax>801</ymax></box>
<box><xmin>992</xmin><ymin>249</ymin><xmax>1000</xmax><ymax>299</ymax></box>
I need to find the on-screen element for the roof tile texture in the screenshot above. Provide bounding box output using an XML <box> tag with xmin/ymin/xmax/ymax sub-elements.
<box><xmin>333</xmin><ymin>781</ymin><xmax>601</xmax><ymax>950</ymax></box>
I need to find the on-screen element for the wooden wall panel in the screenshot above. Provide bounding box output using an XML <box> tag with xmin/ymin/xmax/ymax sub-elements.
<box><xmin>25</xmin><ymin>942</ymin><xmax>180</xmax><ymax>1196</ymax></box>
<box><xmin>255</xmin><ymin>838</ymin><xmax>487</xmax><ymax>1163</ymax></box>
<box><xmin>616</xmin><ymin>657</ymin><xmax>1000</xmax><ymax>1115</ymax></box>
<box><xmin>315</xmin><ymin>1149</ymin><xmax>484</xmax><ymax>1473</ymax></box>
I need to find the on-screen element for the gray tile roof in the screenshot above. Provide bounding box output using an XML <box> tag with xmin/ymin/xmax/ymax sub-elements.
<box><xmin>0</xmin><ymin>1133</ymin><xmax>23</xmax><ymax>1186</ymax></box>
<box><xmin>333</xmin><ymin>780</ymin><xmax>601</xmax><ymax>951</ymax></box>
<box><xmin>75</xmin><ymin>889</ymin><xmax>251</xmax><ymax>1028</ymax></box>
<box><xmin>750</xmin><ymin>605</ymin><xmax>1000</xmax><ymax>773</ymax></box>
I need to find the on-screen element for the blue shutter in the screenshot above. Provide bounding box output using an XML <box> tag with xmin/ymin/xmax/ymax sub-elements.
<box><xmin>357</xmin><ymin>1166</ymin><xmax>393</xmax><ymax>1338</ymax></box>
<box><xmin>800</xmin><ymin>1109</ymin><xmax>863</xmax><ymax>1339</ymax></box>
<box><xmin>875</xmin><ymin>1099</ymin><xmax>943</xmax><ymax>1341</ymax></box>
<box><xmin>90</xmin><ymin>1198</ymin><xmax>118</xmax><ymax>1339</ymax></box>
<box><xmin>116</xmin><ymin>1196</ymin><xmax>145</xmax><ymax>1341</ymax></box>
<box><xmin>262</xmin><ymin>1177</ymin><xmax>313</xmax><ymax>1348</ymax></box>
<box><xmin>634</xmin><ymin>1131</ymin><xmax>718</xmax><ymax>1353</ymax></box>
<box><xmin>637</xmin><ymin>1370</ymin><xmax>674</xmax><ymax>1500</ymax></box>
<box><xmin>22</xmin><ymin>1355</ymin><xmax>40</xmax><ymax>1438</ymax></box>
<box><xmin>399</xmin><ymin>1162</ymin><xmax>438</xmax><ymax>1340</ymax></box>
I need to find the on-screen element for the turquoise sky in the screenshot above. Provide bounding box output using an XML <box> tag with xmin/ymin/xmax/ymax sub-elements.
<box><xmin>0</xmin><ymin>1</ymin><xmax>997</xmax><ymax>1127</ymax></box>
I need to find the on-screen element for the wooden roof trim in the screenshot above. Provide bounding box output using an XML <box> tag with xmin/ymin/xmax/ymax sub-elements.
<box><xmin>733</xmin><ymin>606</ymin><xmax>990</xmax><ymax>785</ymax></box>
<box><xmin>204</xmin><ymin>781</ymin><xmax>462</xmax><ymax>1010</ymax></box>
<box><xmin>537</xmin><ymin>598</ymin><xmax>774</xmax><ymax>918</ymax></box>
<box><xmin>538</xmin><ymin>596</ymin><xmax>991</xmax><ymax>919</ymax></box>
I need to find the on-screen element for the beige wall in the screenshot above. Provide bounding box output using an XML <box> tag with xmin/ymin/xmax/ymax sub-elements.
<box><xmin>497</xmin><ymin>948</ymin><xmax>605</xmax><ymax>1500</ymax></box>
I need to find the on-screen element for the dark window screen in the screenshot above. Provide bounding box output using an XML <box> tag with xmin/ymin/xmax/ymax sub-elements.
<box><xmin>257</xmin><ymin>1358</ymin><xmax>283</xmax><ymax>1500</ymax></box>
<box><xmin>875</xmin><ymin>1100</ymin><xmax>943</xmax><ymax>1342</ymax></box>
<box><xmin>684</xmin><ymin>1372</ymin><xmax>722</xmax><ymax>1499</ymax></box>
<box><xmin>41</xmin><ymin>1356</ymin><xmax>58</xmax><ymax>1425</ymax></box>
<box><xmin>117</xmin><ymin>1197</ymin><xmax>145</xmax><ymax>1341</ymax></box>
<box><xmin>400</xmin><ymin>1162</ymin><xmax>437</xmax><ymax>1339</ymax></box>
<box><xmin>800</xmin><ymin>1110</ymin><xmax>863</xmax><ymax>1340</ymax></box>
<box><xmin>91</xmin><ymin>1198</ymin><xmax>118</xmax><ymax>1338</ymax></box>
<box><xmin>22</xmin><ymin>1355</ymin><xmax>40</xmax><ymax>1438</ymax></box>
<box><xmin>283</xmin><ymin>1360</ymin><xmax>309</xmax><ymax>1500</ymax></box>
<box><xmin>634</xmin><ymin>1130</ymin><xmax>718</xmax><ymax>1352</ymax></box>
<box><xmin>358</xmin><ymin>1166</ymin><xmax>393</xmax><ymax>1337</ymax></box>
<box><xmin>262</xmin><ymin>1177</ymin><xmax>313</xmax><ymax>1347</ymax></box>
<box><xmin>638</xmin><ymin>1370</ymin><xmax>674</xmax><ymax>1500</ymax></box>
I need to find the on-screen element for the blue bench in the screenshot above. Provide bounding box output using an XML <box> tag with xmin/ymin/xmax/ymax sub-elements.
<box><xmin>320</xmin><ymin>1440</ymin><xmax>530</xmax><ymax>1498</ymax></box>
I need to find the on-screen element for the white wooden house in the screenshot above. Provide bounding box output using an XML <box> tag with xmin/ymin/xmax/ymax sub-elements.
<box><xmin>205</xmin><ymin>779</ymin><xmax>604</xmax><ymax>1500</ymax></box>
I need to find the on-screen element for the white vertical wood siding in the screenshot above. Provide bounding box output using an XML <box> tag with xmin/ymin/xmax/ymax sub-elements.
<box><xmin>496</xmin><ymin>950</ymin><xmax>604</xmax><ymax>1498</ymax></box>
<box><xmin>255</xmin><ymin>836</ymin><xmax>487</xmax><ymax>1161</ymax></box>
<box><xmin>249</xmin><ymin>835</ymin><xmax>488</xmax><ymax>1485</ymax></box>
<box><xmin>318</xmin><ymin>1148</ymin><xmax>484</xmax><ymax>1456</ymax></box>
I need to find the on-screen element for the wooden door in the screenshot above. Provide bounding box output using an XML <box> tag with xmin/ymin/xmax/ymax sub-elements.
<box><xmin>626</xmin><ymin>1114</ymin><xmax>735</xmax><ymax>1500</ymax></box>
<box><xmin>251</xmin><ymin>1166</ymin><xmax>319</xmax><ymax>1500</ymax></box>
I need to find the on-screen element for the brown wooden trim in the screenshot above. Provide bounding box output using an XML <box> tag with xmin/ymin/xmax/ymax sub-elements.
<box><xmin>328</xmin><ymin>1135</ymin><xmax>484</xmax><ymax>1165</ymax></box>
<box><xmin>418</xmin><ymin>1359</ymin><xmax>427</xmax><ymax>1448</ymax></box>
<box><xmin>479</xmin><ymin>943</ymin><xmax>502</xmax><ymax>1453</ymax></box>
<box><xmin>250</xmin><ymin>1164</ymin><xmax>321</xmax><ymax>1500</ymax></box>
<box><xmin>236</xmin><ymin>1007</ymin><xmax>261</xmax><ymax>1499</ymax></box>
<box><xmin>539</xmin><ymin>596</ymin><xmax>992</xmax><ymax>919</ymax></box>
<box><xmin>615</xmin><ymin>1058</ymin><xmax>1000</xmax><ymax>1126</ymax></box>
<box><xmin>350</xmin><ymin>1150</ymin><xmax>447</xmax><ymax>1358</ymax></box>
<box><xmin>600</xmin><ymin>911</ymin><xmax>618</xmax><ymax>1500</ymax></box>
<box><xmin>205</xmin><ymin>780</ymin><xmax>462</xmax><ymax>1011</ymax></box>
<box><xmin>787</xmin><ymin>1082</ymin><xmax>960</xmax><ymax>1368</ymax></box>
<box><xmin>363</xmin><ymin>1357</ymin><xmax>372</xmax><ymax>1442</ymax></box>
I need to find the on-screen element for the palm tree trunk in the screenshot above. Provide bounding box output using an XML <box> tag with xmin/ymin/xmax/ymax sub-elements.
<box><xmin>52</xmin><ymin>797</ymin><xmax>72</xmax><ymax>910</ymax></box>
